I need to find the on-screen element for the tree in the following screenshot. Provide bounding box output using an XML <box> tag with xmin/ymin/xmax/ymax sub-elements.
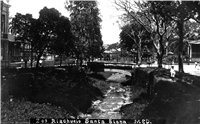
<box><xmin>106</xmin><ymin>42</ymin><xmax>120</xmax><ymax>51</ymax></box>
<box><xmin>84</xmin><ymin>2</ymin><xmax>104</xmax><ymax>61</ymax></box>
<box><xmin>167</xmin><ymin>21</ymin><xmax>200</xmax><ymax>63</ymax></box>
<box><xmin>11</xmin><ymin>7</ymin><xmax>73</xmax><ymax>68</ymax></box>
<box><xmin>10</xmin><ymin>13</ymin><xmax>34</xmax><ymax>67</ymax></box>
<box><xmin>184</xmin><ymin>21</ymin><xmax>200</xmax><ymax>40</ymax></box>
<box><xmin>120</xmin><ymin>21</ymin><xmax>150</xmax><ymax>65</ymax></box>
<box><xmin>114</xmin><ymin>0</ymin><xmax>175</xmax><ymax>68</ymax></box>
<box><xmin>48</xmin><ymin>16</ymin><xmax>73</xmax><ymax>66</ymax></box>
<box><xmin>89</xmin><ymin>39</ymin><xmax>104</xmax><ymax>60</ymax></box>
<box><xmin>66</xmin><ymin>1</ymin><xmax>103</xmax><ymax>66</ymax></box>
<box><xmin>30</xmin><ymin>7</ymin><xmax>62</xmax><ymax>68</ymax></box>
<box><xmin>148</xmin><ymin>1</ymin><xmax>200</xmax><ymax>72</ymax></box>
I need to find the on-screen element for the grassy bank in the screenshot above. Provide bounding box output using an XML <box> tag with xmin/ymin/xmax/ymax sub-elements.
<box><xmin>1</xmin><ymin>99</ymin><xmax>71</xmax><ymax>123</ymax></box>
<box><xmin>120</xmin><ymin>67</ymin><xmax>200</xmax><ymax>124</ymax></box>
<box><xmin>1</xmin><ymin>67</ymin><xmax>110</xmax><ymax>123</ymax></box>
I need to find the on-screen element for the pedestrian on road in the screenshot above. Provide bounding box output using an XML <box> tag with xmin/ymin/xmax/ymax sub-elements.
<box><xmin>170</xmin><ymin>65</ymin><xmax>176</xmax><ymax>80</ymax></box>
<box><xmin>195</xmin><ymin>61</ymin><xmax>198</xmax><ymax>68</ymax></box>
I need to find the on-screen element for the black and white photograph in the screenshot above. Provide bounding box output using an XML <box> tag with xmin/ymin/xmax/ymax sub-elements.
<box><xmin>1</xmin><ymin>0</ymin><xmax>200</xmax><ymax>124</ymax></box>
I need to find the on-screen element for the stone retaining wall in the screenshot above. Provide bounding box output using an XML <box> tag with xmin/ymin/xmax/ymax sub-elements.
<box><xmin>131</xmin><ymin>67</ymin><xmax>163</xmax><ymax>98</ymax></box>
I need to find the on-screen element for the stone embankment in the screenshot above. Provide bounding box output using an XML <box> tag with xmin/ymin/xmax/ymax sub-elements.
<box><xmin>123</xmin><ymin>67</ymin><xmax>200</xmax><ymax>124</ymax></box>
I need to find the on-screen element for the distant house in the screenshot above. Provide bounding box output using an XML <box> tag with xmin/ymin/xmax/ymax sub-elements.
<box><xmin>104</xmin><ymin>48</ymin><xmax>121</xmax><ymax>61</ymax></box>
<box><xmin>9</xmin><ymin>40</ymin><xmax>32</xmax><ymax>62</ymax></box>
<box><xmin>103</xmin><ymin>47</ymin><xmax>135</xmax><ymax>62</ymax></box>
<box><xmin>188</xmin><ymin>39</ymin><xmax>200</xmax><ymax>62</ymax></box>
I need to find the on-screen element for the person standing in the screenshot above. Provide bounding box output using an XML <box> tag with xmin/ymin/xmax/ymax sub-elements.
<box><xmin>39</xmin><ymin>59</ymin><xmax>43</xmax><ymax>67</ymax></box>
<box><xmin>195</xmin><ymin>61</ymin><xmax>198</xmax><ymax>68</ymax></box>
<box><xmin>170</xmin><ymin>65</ymin><xmax>176</xmax><ymax>80</ymax></box>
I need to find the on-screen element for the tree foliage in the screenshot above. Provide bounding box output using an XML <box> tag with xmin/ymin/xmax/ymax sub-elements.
<box><xmin>10</xmin><ymin>13</ymin><xmax>33</xmax><ymax>42</ymax></box>
<box><xmin>115</xmin><ymin>0</ymin><xmax>175</xmax><ymax>67</ymax></box>
<box><xmin>115</xmin><ymin>0</ymin><xmax>200</xmax><ymax>71</ymax></box>
<box><xmin>31</xmin><ymin>7</ymin><xmax>66</xmax><ymax>67</ymax></box>
<box><xmin>10</xmin><ymin>13</ymin><xmax>35</xmax><ymax>67</ymax></box>
<box><xmin>148</xmin><ymin>1</ymin><xmax>200</xmax><ymax>72</ymax></box>
<box><xmin>106</xmin><ymin>42</ymin><xmax>120</xmax><ymax>51</ymax></box>
<box><xmin>119</xmin><ymin>21</ymin><xmax>151</xmax><ymax>64</ymax></box>
<box><xmin>48</xmin><ymin>15</ymin><xmax>73</xmax><ymax>66</ymax></box>
<box><xmin>10</xmin><ymin>7</ymin><xmax>73</xmax><ymax>67</ymax></box>
<box><xmin>66</xmin><ymin>1</ymin><xmax>103</xmax><ymax>65</ymax></box>
<box><xmin>184</xmin><ymin>21</ymin><xmax>200</xmax><ymax>40</ymax></box>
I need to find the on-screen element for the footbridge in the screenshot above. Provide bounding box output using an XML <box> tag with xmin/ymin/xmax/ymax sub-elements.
<box><xmin>87</xmin><ymin>61</ymin><xmax>136</xmax><ymax>76</ymax></box>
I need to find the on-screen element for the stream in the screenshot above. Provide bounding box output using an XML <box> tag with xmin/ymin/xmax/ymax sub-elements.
<box><xmin>78</xmin><ymin>71</ymin><xmax>133</xmax><ymax>119</ymax></box>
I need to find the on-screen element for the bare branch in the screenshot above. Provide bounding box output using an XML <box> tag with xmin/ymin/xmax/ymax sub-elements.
<box><xmin>114</xmin><ymin>0</ymin><xmax>151</xmax><ymax>33</ymax></box>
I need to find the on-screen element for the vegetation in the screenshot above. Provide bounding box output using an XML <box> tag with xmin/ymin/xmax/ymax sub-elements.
<box><xmin>2</xmin><ymin>99</ymin><xmax>71</xmax><ymax>123</ymax></box>
<box><xmin>10</xmin><ymin>1</ymin><xmax>104</xmax><ymax>68</ymax></box>
<box><xmin>1</xmin><ymin>67</ymin><xmax>106</xmax><ymax>122</ymax></box>
<box><xmin>65</xmin><ymin>1</ymin><xmax>104</xmax><ymax>66</ymax></box>
<box><xmin>148</xmin><ymin>1</ymin><xmax>200</xmax><ymax>72</ymax></box>
<box><xmin>115</xmin><ymin>0</ymin><xmax>200</xmax><ymax>71</ymax></box>
<box><xmin>119</xmin><ymin>21</ymin><xmax>151</xmax><ymax>65</ymax></box>
<box><xmin>10</xmin><ymin>13</ymin><xmax>35</xmax><ymax>67</ymax></box>
<box><xmin>6</xmin><ymin>1</ymin><xmax>200</xmax><ymax>124</ymax></box>
<box><xmin>10</xmin><ymin>7</ymin><xmax>73</xmax><ymax>68</ymax></box>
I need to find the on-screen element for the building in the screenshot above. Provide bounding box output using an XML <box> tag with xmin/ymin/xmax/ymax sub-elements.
<box><xmin>10</xmin><ymin>40</ymin><xmax>32</xmax><ymax>62</ymax></box>
<box><xmin>1</xmin><ymin>0</ymin><xmax>13</xmax><ymax>67</ymax></box>
<box><xmin>188</xmin><ymin>39</ymin><xmax>200</xmax><ymax>62</ymax></box>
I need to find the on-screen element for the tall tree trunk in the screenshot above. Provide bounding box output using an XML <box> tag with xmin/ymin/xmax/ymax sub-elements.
<box><xmin>157</xmin><ymin>54</ymin><xmax>163</xmax><ymax>68</ymax></box>
<box><xmin>59</xmin><ymin>55</ymin><xmax>63</xmax><ymax>66</ymax></box>
<box><xmin>178</xmin><ymin>21</ymin><xmax>184</xmax><ymax>73</ymax></box>
<box><xmin>36</xmin><ymin>55</ymin><xmax>41</xmax><ymax>68</ymax></box>
<box><xmin>36</xmin><ymin>52</ymin><xmax>43</xmax><ymax>68</ymax></box>
<box><xmin>137</xmin><ymin>39</ymin><xmax>142</xmax><ymax>66</ymax></box>
<box><xmin>30</xmin><ymin>44</ymin><xmax>33</xmax><ymax>68</ymax></box>
<box><xmin>137</xmin><ymin>51</ymin><xmax>142</xmax><ymax>66</ymax></box>
<box><xmin>80</xmin><ymin>55</ymin><xmax>83</xmax><ymax>67</ymax></box>
<box><xmin>157</xmin><ymin>36</ymin><xmax>165</xmax><ymax>68</ymax></box>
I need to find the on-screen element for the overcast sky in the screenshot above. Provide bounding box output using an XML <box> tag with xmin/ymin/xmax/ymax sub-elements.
<box><xmin>6</xmin><ymin>0</ymin><xmax>123</xmax><ymax>45</ymax></box>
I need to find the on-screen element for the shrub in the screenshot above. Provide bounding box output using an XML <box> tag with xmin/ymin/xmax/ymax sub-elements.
<box><xmin>1</xmin><ymin>67</ymin><xmax>104</xmax><ymax>116</ymax></box>
<box><xmin>1</xmin><ymin>99</ymin><xmax>71</xmax><ymax>123</ymax></box>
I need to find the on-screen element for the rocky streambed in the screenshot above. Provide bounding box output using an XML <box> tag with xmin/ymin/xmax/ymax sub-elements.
<box><xmin>78</xmin><ymin>72</ymin><xmax>133</xmax><ymax>119</ymax></box>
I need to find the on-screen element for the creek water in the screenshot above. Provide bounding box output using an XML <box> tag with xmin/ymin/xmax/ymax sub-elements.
<box><xmin>78</xmin><ymin>72</ymin><xmax>133</xmax><ymax>119</ymax></box>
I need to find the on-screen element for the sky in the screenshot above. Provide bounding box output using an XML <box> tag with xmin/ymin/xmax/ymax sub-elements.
<box><xmin>6</xmin><ymin>0</ymin><xmax>124</xmax><ymax>45</ymax></box>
